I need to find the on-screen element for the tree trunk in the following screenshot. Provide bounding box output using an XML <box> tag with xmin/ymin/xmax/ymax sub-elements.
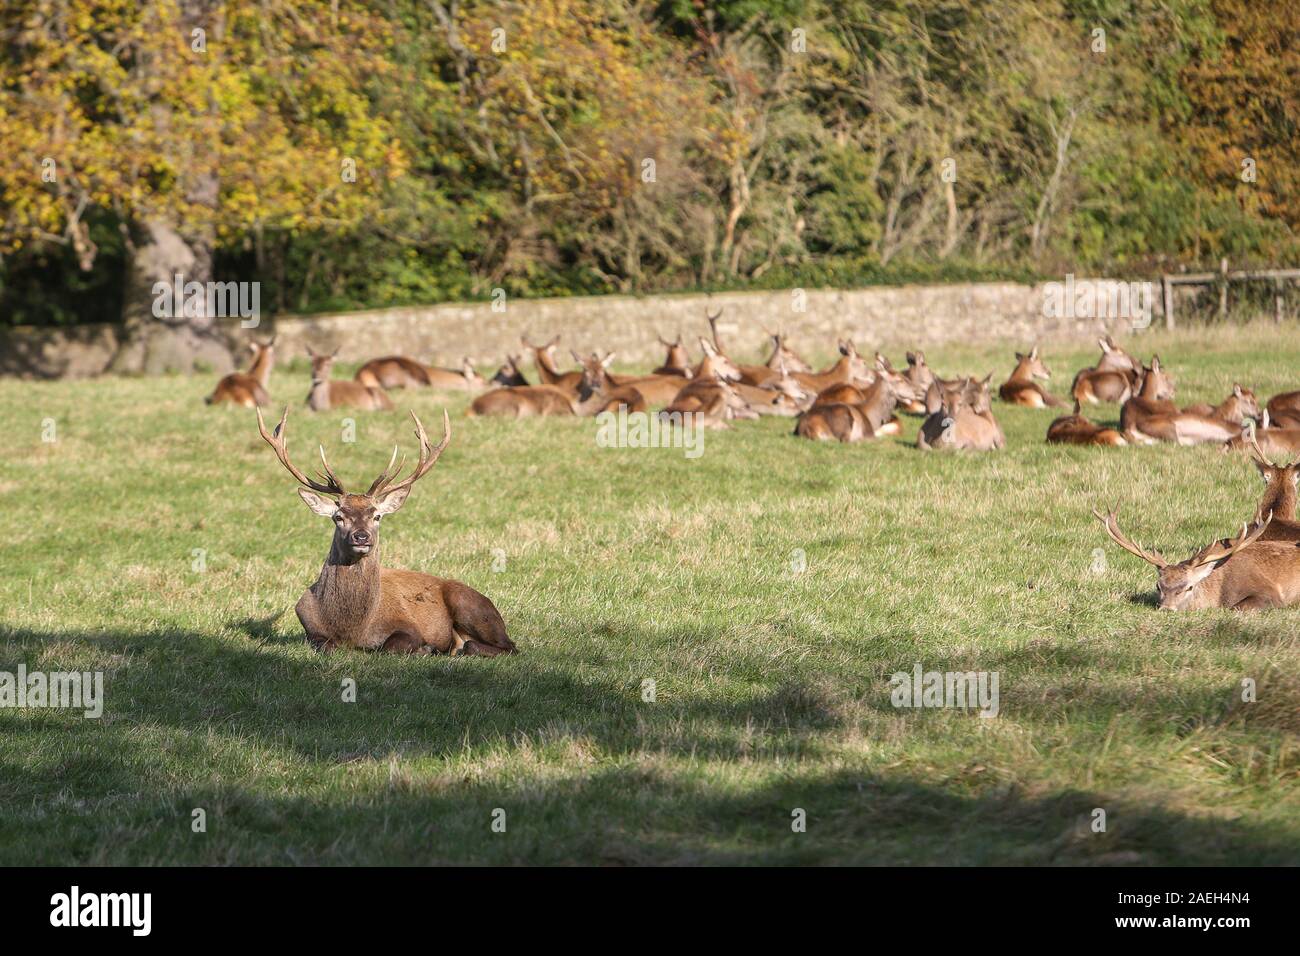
<box><xmin>108</xmin><ymin>218</ymin><xmax>235</xmax><ymax>375</ymax></box>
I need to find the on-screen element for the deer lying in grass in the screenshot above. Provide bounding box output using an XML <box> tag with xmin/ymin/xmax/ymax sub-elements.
<box><xmin>1225</xmin><ymin>412</ymin><xmax>1300</xmax><ymax>459</ymax></box>
<box><xmin>792</xmin><ymin>340</ymin><xmax>872</xmax><ymax>393</ymax></box>
<box><xmin>355</xmin><ymin>356</ymin><xmax>485</xmax><ymax>391</ymax></box>
<box><xmin>658</xmin><ymin>344</ymin><xmax>757</xmax><ymax>428</ymax></box>
<box><xmin>257</xmin><ymin>407</ymin><xmax>515</xmax><ymax>655</ymax></box>
<box><xmin>1046</xmin><ymin>401</ymin><xmax>1127</xmax><ymax>446</ymax></box>
<box><xmin>900</xmin><ymin>352</ymin><xmax>935</xmax><ymax>411</ymax></box>
<box><xmin>207</xmin><ymin>336</ymin><xmax>276</xmax><ymax>407</ymax></box>
<box><xmin>1071</xmin><ymin>336</ymin><xmax>1140</xmax><ymax>405</ymax></box>
<box><xmin>1224</xmin><ymin>423</ymin><xmax>1300</xmax><ymax>541</ymax></box>
<box><xmin>998</xmin><ymin>347</ymin><xmax>1067</xmax><ymax>408</ymax></box>
<box><xmin>467</xmin><ymin>383</ymin><xmax>576</xmax><ymax>417</ymax></box>
<box><xmin>651</xmin><ymin>333</ymin><xmax>692</xmax><ymax>377</ymax></box>
<box><xmin>490</xmin><ymin>354</ymin><xmax>530</xmax><ymax>387</ymax></box>
<box><xmin>730</xmin><ymin>357</ymin><xmax>812</xmax><ymax>416</ymax></box>
<box><xmin>1181</xmin><ymin>384</ymin><xmax>1260</xmax><ymax>422</ymax></box>
<box><xmin>522</xmin><ymin>335</ymin><xmax>583</xmax><ymax>394</ymax></box>
<box><xmin>917</xmin><ymin>375</ymin><xmax>1004</xmax><ymax>450</ymax></box>
<box><xmin>307</xmin><ymin>348</ymin><xmax>393</xmax><ymax>411</ymax></box>
<box><xmin>1093</xmin><ymin>507</ymin><xmax>1300</xmax><ymax>610</ymax></box>
<box><xmin>1264</xmin><ymin>390</ymin><xmax>1300</xmax><ymax>429</ymax></box>
<box><xmin>1123</xmin><ymin>363</ymin><xmax>1255</xmax><ymax>445</ymax></box>
<box><xmin>575</xmin><ymin>353</ymin><xmax>649</xmax><ymax>414</ymax></box>
<box><xmin>796</xmin><ymin>376</ymin><xmax>902</xmax><ymax>442</ymax></box>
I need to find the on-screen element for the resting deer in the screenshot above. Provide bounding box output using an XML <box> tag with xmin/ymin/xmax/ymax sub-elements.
<box><xmin>1071</xmin><ymin>336</ymin><xmax>1140</xmax><ymax>405</ymax></box>
<box><xmin>307</xmin><ymin>348</ymin><xmax>393</xmax><ymax>411</ymax></box>
<box><xmin>207</xmin><ymin>336</ymin><xmax>276</xmax><ymax>407</ymax></box>
<box><xmin>729</xmin><ymin>357</ymin><xmax>812</xmax><ymax>416</ymax></box>
<box><xmin>1225</xmin><ymin>412</ymin><xmax>1300</xmax><ymax>459</ymax></box>
<box><xmin>651</xmin><ymin>333</ymin><xmax>692</xmax><ymax>378</ymax></box>
<box><xmin>1227</xmin><ymin>423</ymin><xmax>1300</xmax><ymax>541</ymax></box>
<box><xmin>256</xmin><ymin>407</ymin><xmax>515</xmax><ymax>655</ymax></box>
<box><xmin>1046</xmin><ymin>401</ymin><xmax>1127</xmax><ymax>446</ymax></box>
<box><xmin>1264</xmin><ymin>390</ymin><xmax>1300</xmax><ymax>428</ymax></box>
<box><xmin>900</xmin><ymin>352</ymin><xmax>935</xmax><ymax>411</ymax></box>
<box><xmin>998</xmin><ymin>347</ymin><xmax>1067</xmax><ymax>408</ymax></box>
<box><xmin>1093</xmin><ymin>507</ymin><xmax>1300</xmax><ymax>611</ymax></box>
<box><xmin>796</xmin><ymin>375</ymin><xmax>901</xmax><ymax>442</ymax></box>
<box><xmin>574</xmin><ymin>353</ymin><xmax>649</xmax><ymax>414</ymax></box>
<box><xmin>792</xmin><ymin>340</ymin><xmax>872</xmax><ymax>393</ymax></box>
<box><xmin>467</xmin><ymin>383</ymin><xmax>577</xmax><ymax>417</ymax></box>
<box><xmin>1124</xmin><ymin>365</ymin><xmax>1254</xmax><ymax>446</ymax></box>
<box><xmin>917</xmin><ymin>375</ymin><xmax>1004</xmax><ymax>451</ymax></box>
<box><xmin>522</xmin><ymin>335</ymin><xmax>583</xmax><ymax>394</ymax></box>
<box><xmin>356</xmin><ymin>356</ymin><xmax>485</xmax><ymax>391</ymax></box>
<box><xmin>491</xmin><ymin>354</ymin><xmax>530</xmax><ymax>387</ymax></box>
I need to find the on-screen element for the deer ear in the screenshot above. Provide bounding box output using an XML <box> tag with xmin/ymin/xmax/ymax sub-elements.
<box><xmin>1233</xmin><ymin>383</ymin><xmax>1243</xmax><ymax>398</ymax></box>
<box><xmin>372</xmin><ymin>484</ymin><xmax>412</xmax><ymax>516</ymax></box>
<box><xmin>297</xmin><ymin>488</ymin><xmax>338</xmax><ymax>518</ymax></box>
<box><xmin>602</xmin><ymin>352</ymin><xmax>616</xmax><ymax>368</ymax></box>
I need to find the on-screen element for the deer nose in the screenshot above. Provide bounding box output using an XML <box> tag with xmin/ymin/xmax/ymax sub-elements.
<box><xmin>351</xmin><ymin>530</ymin><xmax>371</xmax><ymax>545</ymax></box>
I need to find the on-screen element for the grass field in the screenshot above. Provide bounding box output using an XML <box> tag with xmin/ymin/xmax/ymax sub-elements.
<box><xmin>1</xmin><ymin>322</ymin><xmax>1298</xmax><ymax>865</ymax></box>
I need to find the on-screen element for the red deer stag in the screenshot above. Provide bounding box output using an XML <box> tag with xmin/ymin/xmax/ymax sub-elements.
<box><xmin>307</xmin><ymin>348</ymin><xmax>393</xmax><ymax>411</ymax></box>
<box><xmin>207</xmin><ymin>336</ymin><xmax>276</xmax><ymax>407</ymax></box>
<box><xmin>651</xmin><ymin>333</ymin><xmax>692</xmax><ymax>378</ymax></box>
<box><xmin>256</xmin><ymin>407</ymin><xmax>515</xmax><ymax>655</ymax></box>
<box><xmin>1093</xmin><ymin>508</ymin><xmax>1300</xmax><ymax>610</ymax></box>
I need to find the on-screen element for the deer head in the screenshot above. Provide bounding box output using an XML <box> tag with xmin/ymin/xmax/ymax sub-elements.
<box><xmin>306</xmin><ymin>346</ymin><xmax>340</xmax><ymax>383</ymax></box>
<box><xmin>1093</xmin><ymin>507</ymin><xmax>1272</xmax><ymax>610</ymax></box>
<box><xmin>1136</xmin><ymin>356</ymin><xmax>1175</xmax><ymax>401</ymax></box>
<box><xmin>1015</xmin><ymin>346</ymin><xmax>1051</xmax><ymax>380</ymax></box>
<box><xmin>697</xmin><ymin>337</ymin><xmax>742</xmax><ymax>382</ymax></box>
<box><xmin>1097</xmin><ymin>335</ymin><xmax>1137</xmax><ymax>373</ymax></box>
<box><xmin>577</xmin><ymin>351</ymin><xmax>617</xmax><ymax>397</ymax></box>
<box><xmin>257</xmin><ymin>406</ymin><xmax>450</xmax><ymax>562</ymax></box>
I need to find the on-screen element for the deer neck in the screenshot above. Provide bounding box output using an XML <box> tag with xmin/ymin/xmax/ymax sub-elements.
<box><xmin>315</xmin><ymin>538</ymin><xmax>383</xmax><ymax>634</ymax></box>
<box><xmin>534</xmin><ymin>350</ymin><xmax>562</xmax><ymax>382</ymax></box>
<box><xmin>1139</xmin><ymin>373</ymin><xmax>1164</xmax><ymax>400</ymax></box>
<box><xmin>1212</xmin><ymin>394</ymin><xmax>1245</xmax><ymax>423</ymax></box>
<box><xmin>1007</xmin><ymin>360</ymin><xmax>1033</xmax><ymax>384</ymax></box>
<box><xmin>1261</xmin><ymin>473</ymin><xmax>1297</xmax><ymax>521</ymax></box>
<box><xmin>249</xmin><ymin>348</ymin><xmax>274</xmax><ymax>388</ymax></box>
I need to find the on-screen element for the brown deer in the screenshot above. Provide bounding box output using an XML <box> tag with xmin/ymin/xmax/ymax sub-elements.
<box><xmin>490</xmin><ymin>354</ymin><xmax>530</xmax><ymax>387</ymax></box>
<box><xmin>356</xmin><ymin>356</ymin><xmax>485</xmax><ymax>391</ymax></box>
<box><xmin>792</xmin><ymin>340</ymin><xmax>872</xmax><ymax>393</ymax></box>
<box><xmin>1225</xmin><ymin>412</ymin><xmax>1300</xmax><ymax>459</ymax></box>
<box><xmin>651</xmin><ymin>333</ymin><xmax>692</xmax><ymax>378</ymax></box>
<box><xmin>1093</xmin><ymin>507</ymin><xmax>1300</xmax><ymax>611</ymax></box>
<box><xmin>1071</xmin><ymin>336</ymin><xmax>1141</xmax><ymax>405</ymax></box>
<box><xmin>725</xmin><ymin>356</ymin><xmax>812</xmax><ymax>417</ymax></box>
<box><xmin>917</xmin><ymin>375</ymin><xmax>1004</xmax><ymax>451</ymax></box>
<box><xmin>256</xmin><ymin>406</ymin><xmax>515</xmax><ymax>655</ymax></box>
<box><xmin>1264</xmin><ymin>390</ymin><xmax>1300</xmax><ymax>428</ymax></box>
<box><xmin>998</xmin><ymin>347</ymin><xmax>1067</xmax><ymax>408</ymax></box>
<box><xmin>901</xmin><ymin>352</ymin><xmax>936</xmax><ymax>410</ymax></box>
<box><xmin>522</xmin><ymin>335</ymin><xmax>583</xmax><ymax>394</ymax></box>
<box><xmin>1226</xmin><ymin>423</ymin><xmax>1300</xmax><ymax>541</ymax></box>
<box><xmin>206</xmin><ymin>336</ymin><xmax>276</xmax><ymax>407</ymax></box>
<box><xmin>872</xmin><ymin>353</ymin><xmax>924</xmax><ymax>411</ymax></box>
<box><xmin>574</xmin><ymin>353</ymin><xmax>649</xmax><ymax>414</ymax></box>
<box><xmin>307</xmin><ymin>348</ymin><xmax>393</xmax><ymax>411</ymax></box>
<box><xmin>659</xmin><ymin>377</ymin><xmax>756</xmax><ymax>429</ymax></box>
<box><xmin>1181</xmin><ymin>384</ymin><xmax>1260</xmax><ymax>421</ymax></box>
<box><xmin>1118</xmin><ymin>357</ymin><xmax>1177</xmax><ymax>442</ymax></box>
<box><xmin>467</xmin><ymin>384</ymin><xmax>577</xmax><ymax>417</ymax></box>
<box><xmin>1124</xmin><ymin>365</ymin><xmax>1254</xmax><ymax>446</ymax></box>
<box><xmin>1045</xmin><ymin>401</ymin><xmax>1127</xmax><ymax>446</ymax></box>
<box><xmin>796</xmin><ymin>376</ymin><xmax>902</xmax><ymax>442</ymax></box>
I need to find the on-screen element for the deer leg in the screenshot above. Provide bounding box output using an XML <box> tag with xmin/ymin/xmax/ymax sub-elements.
<box><xmin>378</xmin><ymin>631</ymin><xmax>430</xmax><ymax>654</ymax></box>
<box><xmin>445</xmin><ymin>582</ymin><xmax>516</xmax><ymax>656</ymax></box>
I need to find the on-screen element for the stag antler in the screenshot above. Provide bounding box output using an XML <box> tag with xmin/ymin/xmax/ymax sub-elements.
<box><xmin>367</xmin><ymin>410</ymin><xmax>452</xmax><ymax>498</ymax></box>
<box><xmin>256</xmin><ymin>406</ymin><xmax>347</xmax><ymax>496</ymax></box>
<box><xmin>1192</xmin><ymin>512</ymin><xmax>1273</xmax><ymax>566</ymax></box>
<box><xmin>1092</xmin><ymin>506</ymin><xmax>1168</xmax><ymax>568</ymax></box>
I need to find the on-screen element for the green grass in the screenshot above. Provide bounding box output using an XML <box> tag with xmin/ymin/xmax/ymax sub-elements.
<box><xmin>1</xmin><ymin>321</ymin><xmax>1298</xmax><ymax>865</ymax></box>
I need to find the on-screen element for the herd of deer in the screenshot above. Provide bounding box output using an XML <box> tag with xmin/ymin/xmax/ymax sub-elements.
<box><xmin>212</xmin><ymin>319</ymin><xmax>1300</xmax><ymax>640</ymax></box>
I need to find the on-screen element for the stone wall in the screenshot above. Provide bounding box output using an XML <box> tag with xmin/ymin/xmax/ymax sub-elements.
<box><xmin>1</xmin><ymin>279</ymin><xmax>1152</xmax><ymax>378</ymax></box>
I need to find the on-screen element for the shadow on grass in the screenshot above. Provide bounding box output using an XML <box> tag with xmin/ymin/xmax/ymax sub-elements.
<box><xmin>1</xmin><ymin>623</ymin><xmax>1296</xmax><ymax>864</ymax></box>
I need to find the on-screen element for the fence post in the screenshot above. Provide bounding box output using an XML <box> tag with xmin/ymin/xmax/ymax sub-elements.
<box><xmin>1162</xmin><ymin>275</ymin><xmax>1174</xmax><ymax>330</ymax></box>
<box><xmin>1219</xmin><ymin>258</ymin><xmax>1228</xmax><ymax>321</ymax></box>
